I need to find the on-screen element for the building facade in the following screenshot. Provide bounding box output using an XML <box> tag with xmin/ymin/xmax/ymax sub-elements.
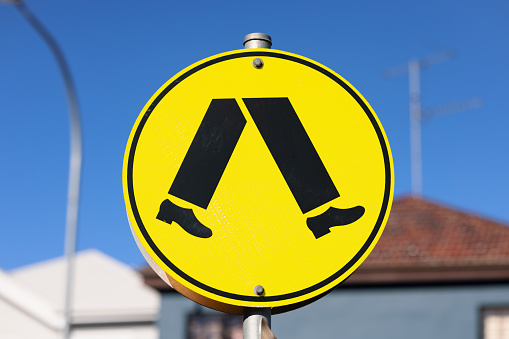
<box><xmin>144</xmin><ymin>196</ymin><xmax>509</xmax><ymax>339</ymax></box>
<box><xmin>0</xmin><ymin>249</ymin><xmax>160</xmax><ymax>339</ymax></box>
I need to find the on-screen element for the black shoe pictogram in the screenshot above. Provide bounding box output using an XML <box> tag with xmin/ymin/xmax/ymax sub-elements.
<box><xmin>306</xmin><ymin>206</ymin><xmax>365</xmax><ymax>239</ymax></box>
<box><xmin>156</xmin><ymin>199</ymin><xmax>212</xmax><ymax>238</ymax></box>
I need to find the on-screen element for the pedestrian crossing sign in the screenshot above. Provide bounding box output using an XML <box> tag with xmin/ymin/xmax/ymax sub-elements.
<box><xmin>123</xmin><ymin>49</ymin><xmax>394</xmax><ymax>314</ymax></box>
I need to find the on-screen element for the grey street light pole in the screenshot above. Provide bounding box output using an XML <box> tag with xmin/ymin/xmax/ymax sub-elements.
<box><xmin>3</xmin><ymin>1</ymin><xmax>83</xmax><ymax>338</ymax></box>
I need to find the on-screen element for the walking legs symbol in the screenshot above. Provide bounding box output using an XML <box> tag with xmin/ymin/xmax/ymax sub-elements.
<box><xmin>156</xmin><ymin>98</ymin><xmax>365</xmax><ymax>239</ymax></box>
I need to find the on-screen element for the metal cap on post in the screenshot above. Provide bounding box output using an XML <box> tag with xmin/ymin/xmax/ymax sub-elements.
<box><xmin>243</xmin><ymin>33</ymin><xmax>272</xmax><ymax>49</ymax></box>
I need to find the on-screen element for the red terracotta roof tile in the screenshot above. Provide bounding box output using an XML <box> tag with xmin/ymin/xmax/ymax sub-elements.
<box><xmin>363</xmin><ymin>195</ymin><xmax>509</xmax><ymax>269</ymax></box>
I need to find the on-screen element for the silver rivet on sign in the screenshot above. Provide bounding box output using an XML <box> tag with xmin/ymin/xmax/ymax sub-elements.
<box><xmin>254</xmin><ymin>285</ymin><xmax>265</xmax><ymax>295</ymax></box>
<box><xmin>253</xmin><ymin>58</ymin><xmax>264</xmax><ymax>69</ymax></box>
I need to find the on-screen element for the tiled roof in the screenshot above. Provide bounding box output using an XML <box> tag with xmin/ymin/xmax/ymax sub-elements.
<box><xmin>363</xmin><ymin>195</ymin><xmax>509</xmax><ymax>269</ymax></box>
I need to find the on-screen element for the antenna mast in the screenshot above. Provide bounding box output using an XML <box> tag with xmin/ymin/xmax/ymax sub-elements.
<box><xmin>385</xmin><ymin>50</ymin><xmax>481</xmax><ymax>196</ymax></box>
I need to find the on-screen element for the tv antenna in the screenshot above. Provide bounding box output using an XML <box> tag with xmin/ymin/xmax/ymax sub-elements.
<box><xmin>384</xmin><ymin>49</ymin><xmax>482</xmax><ymax>196</ymax></box>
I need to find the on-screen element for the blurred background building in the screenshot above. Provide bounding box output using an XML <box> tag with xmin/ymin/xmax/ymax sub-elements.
<box><xmin>143</xmin><ymin>196</ymin><xmax>509</xmax><ymax>339</ymax></box>
<box><xmin>0</xmin><ymin>250</ymin><xmax>160</xmax><ymax>339</ymax></box>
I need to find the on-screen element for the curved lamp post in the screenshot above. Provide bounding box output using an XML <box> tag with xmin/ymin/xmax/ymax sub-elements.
<box><xmin>2</xmin><ymin>1</ymin><xmax>82</xmax><ymax>338</ymax></box>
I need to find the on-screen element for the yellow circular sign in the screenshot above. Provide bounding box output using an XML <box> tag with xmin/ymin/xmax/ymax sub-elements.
<box><xmin>123</xmin><ymin>49</ymin><xmax>394</xmax><ymax>313</ymax></box>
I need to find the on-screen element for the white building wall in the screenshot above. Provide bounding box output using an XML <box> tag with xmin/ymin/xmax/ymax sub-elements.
<box><xmin>0</xmin><ymin>250</ymin><xmax>160</xmax><ymax>339</ymax></box>
<box><xmin>0</xmin><ymin>300</ymin><xmax>58</xmax><ymax>339</ymax></box>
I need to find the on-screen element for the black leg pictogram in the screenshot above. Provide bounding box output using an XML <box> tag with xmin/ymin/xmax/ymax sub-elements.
<box><xmin>169</xmin><ymin>99</ymin><xmax>246</xmax><ymax>209</ymax></box>
<box><xmin>157</xmin><ymin>97</ymin><xmax>364</xmax><ymax>239</ymax></box>
<box><xmin>157</xmin><ymin>99</ymin><xmax>246</xmax><ymax>238</ymax></box>
<box><xmin>243</xmin><ymin>98</ymin><xmax>339</xmax><ymax>214</ymax></box>
<box><xmin>243</xmin><ymin>98</ymin><xmax>364</xmax><ymax>239</ymax></box>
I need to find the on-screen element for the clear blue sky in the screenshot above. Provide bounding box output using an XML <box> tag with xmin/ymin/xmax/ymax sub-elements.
<box><xmin>0</xmin><ymin>0</ymin><xmax>507</xmax><ymax>270</ymax></box>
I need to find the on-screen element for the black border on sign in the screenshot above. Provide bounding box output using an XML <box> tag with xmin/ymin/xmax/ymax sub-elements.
<box><xmin>126</xmin><ymin>51</ymin><xmax>392</xmax><ymax>303</ymax></box>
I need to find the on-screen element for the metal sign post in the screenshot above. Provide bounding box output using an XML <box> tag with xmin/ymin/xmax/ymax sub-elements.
<box><xmin>242</xmin><ymin>33</ymin><xmax>275</xmax><ymax>339</ymax></box>
<box><xmin>243</xmin><ymin>306</ymin><xmax>274</xmax><ymax>339</ymax></box>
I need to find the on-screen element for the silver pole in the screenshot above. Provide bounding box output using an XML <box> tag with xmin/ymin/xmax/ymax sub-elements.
<box><xmin>13</xmin><ymin>3</ymin><xmax>83</xmax><ymax>338</ymax></box>
<box><xmin>243</xmin><ymin>307</ymin><xmax>272</xmax><ymax>339</ymax></box>
<box><xmin>242</xmin><ymin>33</ymin><xmax>273</xmax><ymax>339</ymax></box>
<box><xmin>408</xmin><ymin>60</ymin><xmax>422</xmax><ymax>196</ymax></box>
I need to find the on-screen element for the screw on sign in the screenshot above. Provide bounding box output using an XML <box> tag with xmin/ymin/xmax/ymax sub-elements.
<box><xmin>123</xmin><ymin>43</ymin><xmax>394</xmax><ymax>314</ymax></box>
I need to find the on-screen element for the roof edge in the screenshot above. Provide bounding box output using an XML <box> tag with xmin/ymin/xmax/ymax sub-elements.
<box><xmin>394</xmin><ymin>194</ymin><xmax>509</xmax><ymax>227</ymax></box>
<box><xmin>142</xmin><ymin>264</ymin><xmax>509</xmax><ymax>291</ymax></box>
<box><xmin>72</xmin><ymin>311</ymin><xmax>158</xmax><ymax>325</ymax></box>
<box><xmin>344</xmin><ymin>265</ymin><xmax>509</xmax><ymax>286</ymax></box>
